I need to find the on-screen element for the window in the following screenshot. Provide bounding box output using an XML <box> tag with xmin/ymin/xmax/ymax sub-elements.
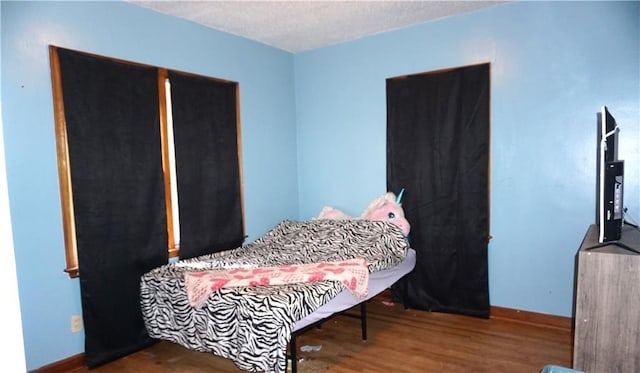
<box><xmin>50</xmin><ymin>46</ymin><xmax>244</xmax><ymax>278</ymax></box>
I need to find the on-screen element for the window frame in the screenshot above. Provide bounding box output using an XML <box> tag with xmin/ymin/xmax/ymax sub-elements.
<box><xmin>49</xmin><ymin>46</ymin><xmax>245</xmax><ymax>278</ymax></box>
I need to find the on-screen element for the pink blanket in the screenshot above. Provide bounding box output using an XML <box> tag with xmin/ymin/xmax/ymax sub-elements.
<box><xmin>184</xmin><ymin>257</ymin><xmax>369</xmax><ymax>308</ymax></box>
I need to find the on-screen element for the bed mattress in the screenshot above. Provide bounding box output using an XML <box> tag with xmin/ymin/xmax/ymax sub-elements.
<box><xmin>293</xmin><ymin>247</ymin><xmax>416</xmax><ymax>331</ymax></box>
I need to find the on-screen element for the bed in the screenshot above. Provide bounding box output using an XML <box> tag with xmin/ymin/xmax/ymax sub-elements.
<box><xmin>140</xmin><ymin>219</ymin><xmax>415</xmax><ymax>373</ymax></box>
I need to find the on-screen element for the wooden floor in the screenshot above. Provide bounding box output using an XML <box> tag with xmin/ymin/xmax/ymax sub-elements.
<box><xmin>67</xmin><ymin>291</ymin><xmax>572</xmax><ymax>373</ymax></box>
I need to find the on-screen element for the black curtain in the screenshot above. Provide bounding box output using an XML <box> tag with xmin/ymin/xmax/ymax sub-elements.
<box><xmin>58</xmin><ymin>49</ymin><xmax>168</xmax><ymax>368</ymax></box>
<box><xmin>169</xmin><ymin>72</ymin><xmax>244</xmax><ymax>259</ymax></box>
<box><xmin>387</xmin><ymin>63</ymin><xmax>490</xmax><ymax>318</ymax></box>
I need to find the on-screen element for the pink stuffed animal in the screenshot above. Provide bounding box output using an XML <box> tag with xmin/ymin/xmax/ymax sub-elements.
<box><xmin>317</xmin><ymin>206</ymin><xmax>352</xmax><ymax>220</ymax></box>
<box><xmin>317</xmin><ymin>191</ymin><xmax>411</xmax><ymax>236</ymax></box>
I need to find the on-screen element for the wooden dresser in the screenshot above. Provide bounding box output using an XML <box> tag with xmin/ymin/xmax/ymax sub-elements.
<box><xmin>573</xmin><ymin>224</ymin><xmax>640</xmax><ymax>372</ymax></box>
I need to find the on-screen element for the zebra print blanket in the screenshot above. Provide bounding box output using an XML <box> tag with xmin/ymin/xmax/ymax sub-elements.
<box><xmin>140</xmin><ymin>219</ymin><xmax>409</xmax><ymax>373</ymax></box>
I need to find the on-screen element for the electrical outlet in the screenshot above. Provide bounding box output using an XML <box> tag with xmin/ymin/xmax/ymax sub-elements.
<box><xmin>71</xmin><ymin>315</ymin><xmax>83</xmax><ymax>333</ymax></box>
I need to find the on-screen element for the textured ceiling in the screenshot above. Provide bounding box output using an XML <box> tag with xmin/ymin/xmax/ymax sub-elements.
<box><xmin>129</xmin><ymin>1</ymin><xmax>505</xmax><ymax>53</ymax></box>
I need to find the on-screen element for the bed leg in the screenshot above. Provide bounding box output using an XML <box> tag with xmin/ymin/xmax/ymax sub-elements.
<box><xmin>289</xmin><ymin>334</ymin><xmax>297</xmax><ymax>373</ymax></box>
<box><xmin>403</xmin><ymin>277</ymin><xmax>410</xmax><ymax>309</ymax></box>
<box><xmin>361</xmin><ymin>302</ymin><xmax>367</xmax><ymax>341</ymax></box>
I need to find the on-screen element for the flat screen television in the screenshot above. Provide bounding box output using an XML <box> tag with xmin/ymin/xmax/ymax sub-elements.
<box><xmin>596</xmin><ymin>105</ymin><xmax>624</xmax><ymax>243</ymax></box>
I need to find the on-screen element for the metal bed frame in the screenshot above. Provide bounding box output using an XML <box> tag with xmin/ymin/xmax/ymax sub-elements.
<box><xmin>286</xmin><ymin>280</ymin><xmax>411</xmax><ymax>373</ymax></box>
<box><xmin>287</xmin><ymin>302</ymin><xmax>369</xmax><ymax>373</ymax></box>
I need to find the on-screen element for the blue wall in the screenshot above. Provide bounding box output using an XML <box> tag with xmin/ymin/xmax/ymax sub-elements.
<box><xmin>2</xmin><ymin>0</ymin><xmax>638</xmax><ymax>371</ymax></box>
<box><xmin>295</xmin><ymin>0</ymin><xmax>639</xmax><ymax>317</ymax></box>
<box><xmin>2</xmin><ymin>1</ymin><xmax>298</xmax><ymax>370</ymax></box>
